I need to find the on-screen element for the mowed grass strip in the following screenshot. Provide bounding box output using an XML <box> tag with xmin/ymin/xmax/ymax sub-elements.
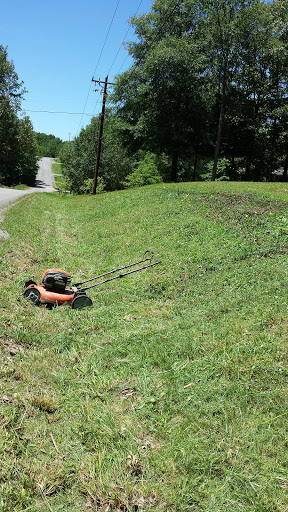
<box><xmin>0</xmin><ymin>182</ymin><xmax>287</xmax><ymax>511</ymax></box>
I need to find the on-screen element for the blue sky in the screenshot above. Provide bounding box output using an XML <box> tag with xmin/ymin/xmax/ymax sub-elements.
<box><xmin>1</xmin><ymin>0</ymin><xmax>153</xmax><ymax>141</ymax></box>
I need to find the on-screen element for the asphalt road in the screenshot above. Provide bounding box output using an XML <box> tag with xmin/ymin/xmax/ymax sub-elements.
<box><xmin>0</xmin><ymin>157</ymin><xmax>55</xmax><ymax>210</ymax></box>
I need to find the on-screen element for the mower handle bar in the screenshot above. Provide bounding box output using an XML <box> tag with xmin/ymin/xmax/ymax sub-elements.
<box><xmin>72</xmin><ymin>251</ymin><xmax>161</xmax><ymax>292</ymax></box>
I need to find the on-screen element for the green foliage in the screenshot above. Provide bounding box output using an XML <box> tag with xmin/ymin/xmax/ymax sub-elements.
<box><xmin>112</xmin><ymin>0</ymin><xmax>288</xmax><ymax>182</ymax></box>
<box><xmin>0</xmin><ymin>182</ymin><xmax>288</xmax><ymax>510</ymax></box>
<box><xmin>17</xmin><ymin>117</ymin><xmax>38</xmax><ymax>185</ymax></box>
<box><xmin>203</xmin><ymin>158</ymin><xmax>231</xmax><ymax>181</ymax></box>
<box><xmin>0</xmin><ymin>101</ymin><xmax>37</xmax><ymax>186</ymax></box>
<box><xmin>0</xmin><ymin>96</ymin><xmax>20</xmax><ymax>185</ymax></box>
<box><xmin>0</xmin><ymin>46</ymin><xmax>37</xmax><ymax>186</ymax></box>
<box><xmin>124</xmin><ymin>152</ymin><xmax>162</xmax><ymax>187</ymax></box>
<box><xmin>60</xmin><ymin>113</ymin><xmax>134</xmax><ymax>194</ymax></box>
<box><xmin>79</xmin><ymin>177</ymin><xmax>105</xmax><ymax>194</ymax></box>
<box><xmin>36</xmin><ymin>132</ymin><xmax>64</xmax><ymax>158</ymax></box>
<box><xmin>113</xmin><ymin>31</ymin><xmax>208</xmax><ymax>181</ymax></box>
<box><xmin>60</xmin><ymin>118</ymin><xmax>98</xmax><ymax>194</ymax></box>
<box><xmin>0</xmin><ymin>45</ymin><xmax>26</xmax><ymax>108</ymax></box>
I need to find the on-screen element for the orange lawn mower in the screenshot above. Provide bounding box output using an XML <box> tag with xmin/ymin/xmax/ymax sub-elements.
<box><xmin>23</xmin><ymin>251</ymin><xmax>161</xmax><ymax>309</ymax></box>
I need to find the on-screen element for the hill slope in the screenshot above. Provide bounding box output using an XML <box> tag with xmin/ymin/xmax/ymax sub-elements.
<box><xmin>0</xmin><ymin>182</ymin><xmax>288</xmax><ymax>511</ymax></box>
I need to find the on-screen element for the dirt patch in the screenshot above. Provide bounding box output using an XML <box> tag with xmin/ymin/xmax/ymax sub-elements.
<box><xmin>0</xmin><ymin>229</ymin><xmax>9</xmax><ymax>239</ymax></box>
<box><xmin>0</xmin><ymin>336</ymin><xmax>25</xmax><ymax>356</ymax></box>
<box><xmin>85</xmin><ymin>490</ymin><xmax>159</xmax><ymax>511</ymax></box>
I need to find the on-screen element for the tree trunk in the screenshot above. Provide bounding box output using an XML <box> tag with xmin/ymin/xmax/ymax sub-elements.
<box><xmin>212</xmin><ymin>94</ymin><xmax>225</xmax><ymax>182</ymax></box>
<box><xmin>171</xmin><ymin>152</ymin><xmax>178</xmax><ymax>182</ymax></box>
<box><xmin>231</xmin><ymin>154</ymin><xmax>235</xmax><ymax>177</ymax></box>
<box><xmin>282</xmin><ymin>151</ymin><xmax>288</xmax><ymax>182</ymax></box>
<box><xmin>245</xmin><ymin>158</ymin><xmax>251</xmax><ymax>181</ymax></box>
<box><xmin>192</xmin><ymin>153</ymin><xmax>198</xmax><ymax>181</ymax></box>
<box><xmin>244</xmin><ymin>138</ymin><xmax>254</xmax><ymax>181</ymax></box>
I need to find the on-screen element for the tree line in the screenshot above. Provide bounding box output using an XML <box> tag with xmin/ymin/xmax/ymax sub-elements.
<box><xmin>36</xmin><ymin>133</ymin><xmax>64</xmax><ymax>158</ymax></box>
<box><xmin>112</xmin><ymin>0</ymin><xmax>288</xmax><ymax>183</ymax></box>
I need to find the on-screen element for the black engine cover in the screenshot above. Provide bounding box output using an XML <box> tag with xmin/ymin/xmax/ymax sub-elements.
<box><xmin>42</xmin><ymin>269</ymin><xmax>71</xmax><ymax>293</ymax></box>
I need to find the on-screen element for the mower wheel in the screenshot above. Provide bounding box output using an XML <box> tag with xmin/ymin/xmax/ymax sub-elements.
<box><xmin>71</xmin><ymin>295</ymin><xmax>93</xmax><ymax>309</ymax></box>
<box><xmin>23</xmin><ymin>286</ymin><xmax>41</xmax><ymax>305</ymax></box>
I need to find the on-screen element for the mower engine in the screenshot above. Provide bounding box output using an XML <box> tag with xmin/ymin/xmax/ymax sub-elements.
<box><xmin>42</xmin><ymin>269</ymin><xmax>72</xmax><ymax>293</ymax></box>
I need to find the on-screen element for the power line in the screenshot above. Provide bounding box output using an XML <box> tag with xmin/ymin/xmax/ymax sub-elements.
<box><xmin>92</xmin><ymin>0</ymin><xmax>121</xmax><ymax>79</ymax></box>
<box><xmin>77</xmin><ymin>0</ymin><xmax>121</xmax><ymax>134</ymax></box>
<box><xmin>116</xmin><ymin>0</ymin><xmax>182</xmax><ymax>74</ymax></box>
<box><xmin>107</xmin><ymin>0</ymin><xmax>144</xmax><ymax>76</ymax></box>
<box><xmin>78</xmin><ymin>0</ymin><xmax>181</xmax><ymax>136</ymax></box>
<box><xmin>23</xmin><ymin>109</ymin><xmax>96</xmax><ymax>116</ymax></box>
<box><xmin>90</xmin><ymin>79</ymin><xmax>105</xmax><ymax>118</ymax></box>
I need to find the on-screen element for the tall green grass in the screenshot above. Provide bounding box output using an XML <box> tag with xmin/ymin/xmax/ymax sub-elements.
<box><xmin>52</xmin><ymin>160</ymin><xmax>67</xmax><ymax>191</ymax></box>
<box><xmin>0</xmin><ymin>182</ymin><xmax>287</xmax><ymax>511</ymax></box>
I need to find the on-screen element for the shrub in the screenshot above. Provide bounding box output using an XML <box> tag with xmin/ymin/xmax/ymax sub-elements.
<box><xmin>124</xmin><ymin>152</ymin><xmax>162</xmax><ymax>188</ymax></box>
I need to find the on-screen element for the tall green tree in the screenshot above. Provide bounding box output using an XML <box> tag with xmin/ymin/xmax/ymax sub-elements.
<box><xmin>0</xmin><ymin>45</ymin><xmax>37</xmax><ymax>186</ymax></box>
<box><xmin>0</xmin><ymin>96</ymin><xmax>20</xmax><ymax>184</ymax></box>
<box><xmin>18</xmin><ymin>117</ymin><xmax>38</xmax><ymax>185</ymax></box>
<box><xmin>268</xmin><ymin>0</ymin><xmax>288</xmax><ymax>181</ymax></box>
<box><xmin>0</xmin><ymin>45</ymin><xmax>25</xmax><ymax>107</ymax></box>
<box><xmin>113</xmin><ymin>0</ymin><xmax>209</xmax><ymax>181</ymax></box>
<box><xmin>218</xmin><ymin>0</ymin><xmax>288</xmax><ymax>180</ymax></box>
<box><xmin>233</xmin><ymin>1</ymin><xmax>277</xmax><ymax>179</ymax></box>
<box><xmin>201</xmin><ymin>0</ymin><xmax>248</xmax><ymax>181</ymax></box>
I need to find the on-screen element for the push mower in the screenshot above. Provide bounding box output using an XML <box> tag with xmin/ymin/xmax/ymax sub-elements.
<box><xmin>23</xmin><ymin>251</ymin><xmax>161</xmax><ymax>309</ymax></box>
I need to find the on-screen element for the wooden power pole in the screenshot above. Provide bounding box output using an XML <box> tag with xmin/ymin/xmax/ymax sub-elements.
<box><xmin>92</xmin><ymin>75</ymin><xmax>114</xmax><ymax>195</ymax></box>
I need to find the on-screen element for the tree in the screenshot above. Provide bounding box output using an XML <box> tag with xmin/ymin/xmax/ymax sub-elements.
<box><xmin>18</xmin><ymin>117</ymin><xmax>38</xmax><ymax>185</ymax></box>
<box><xmin>216</xmin><ymin>0</ymin><xmax>288</xmax><ymax>181</ymax></box>
<box><xmin>60</xmin><ymin>112</ymin><xmax>133</xmax><ymax>193</ymax></box>
<box><xmin>0</xmin><ymin>45</ymin><xmax>38</xmax><ymax>186</ymax></box>
<box><xmin>0</xmin><ymin>96</ymin><xmax>20</xmax><ymax>185</ymax></box>
<box><xmin>0</xmin><ymin>45</ymin><xmax>26</xmax><ymax>107</ymax></box>
<box><xmin>201</xmin><ymin>0</ymin><xmax>246</xmax><ymax>181</ymax></box>
<box><xmin>36</xmin><ymin>133</ymin><xmax>64</xmax><ymax>158</ymax></box>
<box><xmin>268</xmin><ymin>0</ymin><xmax>288</xmax><ymax>181</ymax></box>
<box><xmin>112</xmin><ymin>0</ymin><xmax>209</xmax><ymax>181</ymax></box>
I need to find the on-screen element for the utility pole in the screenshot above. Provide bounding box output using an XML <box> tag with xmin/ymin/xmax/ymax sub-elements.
<box><xmin>91</xmin><ymin>75</ymin><xmax>114</xmax><ymax>195</ymax></box>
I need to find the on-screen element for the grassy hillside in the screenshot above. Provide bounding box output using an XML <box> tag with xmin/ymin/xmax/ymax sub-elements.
<box><xmin>0</xmin><ymin>182</ymin><xmax>287</xmax><ymax>512</ymax></box>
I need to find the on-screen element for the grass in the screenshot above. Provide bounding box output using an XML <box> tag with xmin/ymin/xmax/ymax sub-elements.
<box><xmin>0</xmin><ymin>184</ymin><xmax>30</xmax><ymax>190</ymax></box>
<box><xmin>52</xmin><ymin>160</ymin><xmax>68</xmax><ymax>191</ymax></box>
<box><xmin>0</xmin><ymin>181</ymin><xmax>288</xmax><ymax>511</ymax></box>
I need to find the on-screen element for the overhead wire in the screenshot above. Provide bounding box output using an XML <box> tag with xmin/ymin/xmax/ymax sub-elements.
<box><xmin>107</xmin><ymin>0</ymin><xmax>144</xmax><ymax>77</ymax></box>
<box><xmin>24</xmin><ymin>1</ymin><xmax>182</xmax><ymax>137</ymax></box>
<box><xmin>24</xmin><ymin>109</ymin><xmax>95</xmax><ymax>116</ymax></box>
<box><xmin>77</xmin><ymin>0</ymin><xmax>121</xmax><ymax>134</ymax></box>
<box><xmin>116</xmin><ymin>0</ymin><xmax>182</xmax><ymax>75</ymax></box>
<box><xmin>90</xmin><ymin>1</ymin><xmax>144</xmax><ymax>120</ymax></box>
<box><xmin>89</xmin><ymin>2</ymin><xmax>143</xmax><ymax>119</ymax></box>
<box><xmin>91</xmin><ymin>0</ymin><xmax>121</xmax><ymax>79</ymax></box>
